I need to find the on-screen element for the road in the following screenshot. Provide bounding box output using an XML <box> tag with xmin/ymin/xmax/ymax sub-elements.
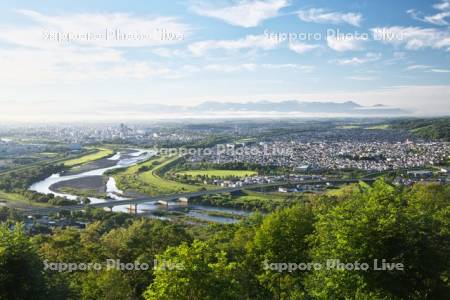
<box><xmin>19</xmin><ymin>178</ymin><xmax>375</xmax><ymax>215</ymax></box>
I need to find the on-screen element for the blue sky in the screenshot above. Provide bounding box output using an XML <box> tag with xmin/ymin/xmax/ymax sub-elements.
<box><xmin>0</xmin><ymin>0</ymin><xmax>449</xmax><ymax>121</ymax></box>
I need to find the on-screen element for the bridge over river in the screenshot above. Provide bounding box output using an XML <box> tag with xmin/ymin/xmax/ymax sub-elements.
<box><xmin>19</xmin><ymin>178</ymin><xmax>375</xmax><ymax>216</ymax></box>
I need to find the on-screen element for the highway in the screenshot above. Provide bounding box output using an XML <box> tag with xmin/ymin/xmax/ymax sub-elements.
<box><xmin>18</xmin><ymin>178</ymin><xmax>375</xmax><ymax>215</ymax></box>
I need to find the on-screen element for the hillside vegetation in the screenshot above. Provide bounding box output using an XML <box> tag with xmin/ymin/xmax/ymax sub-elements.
<box><xmin>1</xmin><ymin>180</ymin><xmax>448</xmax><ymax>299</ymax></box>
<box><xmin>390</xmin><ymin>117</ymin><xmax>450</xmax><ymax>141</ymax></box>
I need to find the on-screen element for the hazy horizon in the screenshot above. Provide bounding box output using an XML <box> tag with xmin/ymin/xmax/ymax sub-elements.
<box><xmin>0</xmin><ymin>0</ymin><xmax>449</xmax><ymax>121</ymax></box>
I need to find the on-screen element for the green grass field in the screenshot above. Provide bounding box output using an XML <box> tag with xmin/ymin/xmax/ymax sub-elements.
<box><xmin>365</xmin><ymin>124</ymin><xmax>390</xmax><ymax>130</ymax></box>
<box><xmin>0</xmin><ymin>190</ymin><xmax>50</xmax><ymax>208</ymax></box>
<box><xmin>236</xmin><ymin>137</ymin><xmax>257</xmax><ymax>143</ymax></box>
<box><xmin>177</xmin><ymin>169</ymin><xmax>257</xmax><ymax>178</ymax></box>
<box><xmin>39</xmin><ymin>152</ymin><xmax>60</xmax><ymax>157</ymax></box>
<box><xmin>337</xmin><ymin>125</ymin><xmax>361</xmax><ymax>129</ymax></box>
<box><xmin>325</xmin><ymin>182</ymin><xmax>371</xmax><ymax>196</ymax></box>
<box><xmin>63</xmin><ymin>148</ymin><xmax>114</xmax><ymax>167</ymax></box>
<box><xmin>114</xmin><ymin>156</ymin><xmax>203</xmax><ymax>196</ymax></box>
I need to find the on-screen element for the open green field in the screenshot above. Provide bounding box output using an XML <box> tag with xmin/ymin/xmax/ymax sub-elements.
<box><xmin>63</xmin><ymin>148</ymin><xmax>113</xmax><ymax>167</ymax></box>
<box><xmin>325</xmin><ymin>184</ymin><xmax>359</xmax><ymax>196</ymax></box>
<box><xmin>39</xmin><ymin>152</ymin><xmax>60</xmax><ymax>157</ymax></box>
<box><xmin>114</xmin><ymin>156</ymin><xmax>204</xmax><ymax>196</ymax></box>
<box><xmin>177</xmin><ymin>169</ymin><xmax>257</xmax><ymax>178</ymax></box>
<box><xmin>0</xmin><ymin>190</ymin><xmax>50</xmax><ymax>208</ymax></box>
<box><xmin>365</xmin><ymin>124</ymin><xmax>390</xmax><ymax>130</ymax></box>
<box><xmin>337</xmin><ymin>125</ymin><xmax>361</xmax><ymax>129</ymax></box>
<box><xmin>236</xmin><ymin>137</ymin><xmax>257</xmax><ymax>143</ymax></box>
<box><xmin>325</xmin><ymin>182</ymin><xmax>371</xmax><ymax>196</ymax></box>
<box><xmin>338</xmin><ymin>124</ymin><xmax>391</xmax><ymax>130</ymax></box>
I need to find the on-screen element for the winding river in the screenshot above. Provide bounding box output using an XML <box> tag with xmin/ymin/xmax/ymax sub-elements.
<box><xmin>29</xmin><ymin>149</ymin><xmax>248</xmax><ymax>223</ymax></box>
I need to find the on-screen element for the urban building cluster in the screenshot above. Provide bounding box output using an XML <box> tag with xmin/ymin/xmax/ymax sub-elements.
<box><xmin>188</xmin><ymin>141</ymin><xmax>450</xmax><ymax>172</ymax></box>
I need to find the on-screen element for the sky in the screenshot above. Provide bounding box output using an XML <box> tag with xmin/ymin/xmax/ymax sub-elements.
<box><xmin>0</xmin><ymin>0</ymin><xmax>449</xmax><ymax>121</ymax></box>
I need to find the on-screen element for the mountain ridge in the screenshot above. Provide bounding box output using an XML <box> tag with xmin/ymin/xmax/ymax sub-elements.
<box><xmin>187</xmin><ymin>100</ymin><xmax>407</xmax><ymax>115</ymax></box>
<box><xmin>125</xmin><ymin>100</ymin><xmax>409</xmax><ymax>116</ymax></box>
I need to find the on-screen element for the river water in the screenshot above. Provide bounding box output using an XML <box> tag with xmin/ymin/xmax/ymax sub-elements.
<box><xmin>29</xmin><ymin>149</ymin><xmax>247</xmax><ymax>223</ymax></box>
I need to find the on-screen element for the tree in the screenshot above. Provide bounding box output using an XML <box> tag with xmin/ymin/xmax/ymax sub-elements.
<box><xmin>0</xmin><ymin>223</ymin><xmax>49</xmax><ymax>299</ymax></box>
<box><xmin>249</xmin><ymin>204</ymin><xmax>315</xmax><ymax>299</ymax></box>
<box><xmin>144</xmin><ymin>240</ymin><xmax>240</xmax><ymax>300</ymax></box>
<box><xmin>101</xmin><ymin>219</ymin><xmax>192</xmax><ymax>296</ymax></box>
<box><xmin>306</xmin><ymin>180</ymin><xmax>450</xmax><ymax>299</ymax></box>
<box><xmin>81</xmin><ymin>269</ymin><xmax>134</xmax><ymax>300</ymax></box>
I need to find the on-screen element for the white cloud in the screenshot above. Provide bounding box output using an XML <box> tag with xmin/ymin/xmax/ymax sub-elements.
<box><xmin>186</xmin><ymin>63</ymin><xmax>314</xmax><ymax>73</ymax></box>
<box><xmin>188</xmin><ymin>34</ymin><xmax>281</xmax><ymax>56</ymax></box>
<box><xmin>347</xmin><ymin>76</ymin><xmax>377</xmax><ymax>81</ymax></box>
<box><xmin>430</xmin><ymin>68</ymin><xmax>450</xmax><ymax>73</ymax></box>
<box><xmin>298</xmin><ymin>8</ymin><xmax>363</xmax><ymax>26</ymax></box>
<box><xmin>327</xmin><ymin>34</ymin><xmax>368</xmax><ymax>52</ymax></box>
<box><xmin>334</xmin><ymin>52</ymin><xmax>381</xmax><ymax>65</ymax></box>
<box><xmin>434</xmin><ymin>0</ymin><xmax>450</xmax><ymax>11</ymax></box>
<box><xmin>261</xmin><ymin>64</ymin><xmax>314</xmax><ymax>72</ymax></box>
<box><xmin>404</xmin><ymin>65</ymin><xmax>450</xmax><ymax>73</ymax></box>
<box><xmin>152</xmin><ymin>47</ymin><xmax>186</xmax><ymax>58</ymax></box>
<box><xmin>393</xmin><ymin>52</ymin><xmax>407</xmax><ymax>59</ymax></box>
<box><xmin>407</xmin><ymin>9</ymin><xmax>450</xmax><ymax>26</ymax></box>
<box><xmin>0</xmin><ymin>47</ymin><xmax>183</xmax><ymax>84</ymax></box>
<box><xmin>288</xmin><ymin>41</ymin><xmax>321</xmax><ymax>54</ymax></box>
<box><xmin>0</xmin><ymin>10</ymin><xmax>192</xmax><ymax>84</ymax></box>
<box><xmin>405</xmin><ymin>64</ymin><xmax>432</xmax><ymax>70</ymax></box>
<box><xmin>372</xmin><ymin>26</ymin><xmax>450</xmax><ymax>51</ymax></box>
<box><xmin>2</xmin><ymin>84</ymin><xmax>450</xmax><ymax>121</ymax></box>
<box><xmin>225</xmin><ymin>85</ymin><xmax>450</xmax><ymax>115</ymax></box>
<box><xmin>382</xmin><ymin>51</ymin><xmax>407</xmax><ymax>65</ymax></box>
<box><xmin>423</xmin><ymin>11</ymin><xmax>450</xmax><ymax>25</ymax></box>
<box><xmin>191</xmin><ymin>0</ymin><xmax>288</xmax><ymax>27</ymax></box>
<box><xmin>204</xmin><ymin>63</ymin><xmax>258</xmax><ymax>72</ymax></box>
<box><xmin>4</xmin><ymin>10</ymin><xmax>190</xmax><ymax>48</ymax></box>
<box><xmin>407</xmin><ymin>1</ymin><xmax>450</xmax><ymax>25</ymax></box>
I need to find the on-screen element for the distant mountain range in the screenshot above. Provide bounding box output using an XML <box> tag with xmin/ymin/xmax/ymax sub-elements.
<box><xmin>135</xmin><ymin>100</ymin><xmax>408</xmax><ymax>116</ymax></box>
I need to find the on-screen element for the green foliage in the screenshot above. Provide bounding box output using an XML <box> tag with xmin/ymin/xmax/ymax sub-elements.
<box><xmin>0</xmin><ymin>164</ymin><xmax>64</xmax><ymax>191</ymax></box>
<box><xmin>250</xmin><ymin>204</ymin><xmax>315</xmax><ymax>299</ymax></box>
<box><xmin>0</xmin><ymin>189</ymin><xmax>78</xmax><ymax>206</ymax></box>
<box><xmin>144</xmin><ymin>240</ymin><xmax>241</xmax><ymax>300</ymax></box>
<box><xmin>36</xmin><ymin>218</ymin><xmax>192</xmax><ymax>299</ymax></box>
<box><xmin>306</xmin><ymin>180</ymin><xmax>450</xmax><ymax>299</ymax></box>
<box><xmin>191</xmin><ymin>190</ymin><xmax>301</xmax><ymax>211</ymax></box>
<box><xmin>81</xmin><ymin>269</ymin><xmax>134</xmax><ymax>300</ymax></box>
<box><xmin>0</xmin><ymin>163</ymin><xmax>78</xmax><ymax>206</ymax></box>
<box><xmin>390</xmin><ymin>117</ymin><xmax>450</xmax><ymax>141</ymax></box>
<box><xmin>0</xmin><ymin>181</ymin><xmax>449</xmax><ymax>299</ymax></box>
<box><xmin>0</xmin><ymin>223</ymin><xmax>49</xmax><ymax>299</ymax></box>
<box><xmin>145</xmin><ymin>181</ymin><xmax>450</xmax><ymax>299</ymax></box>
